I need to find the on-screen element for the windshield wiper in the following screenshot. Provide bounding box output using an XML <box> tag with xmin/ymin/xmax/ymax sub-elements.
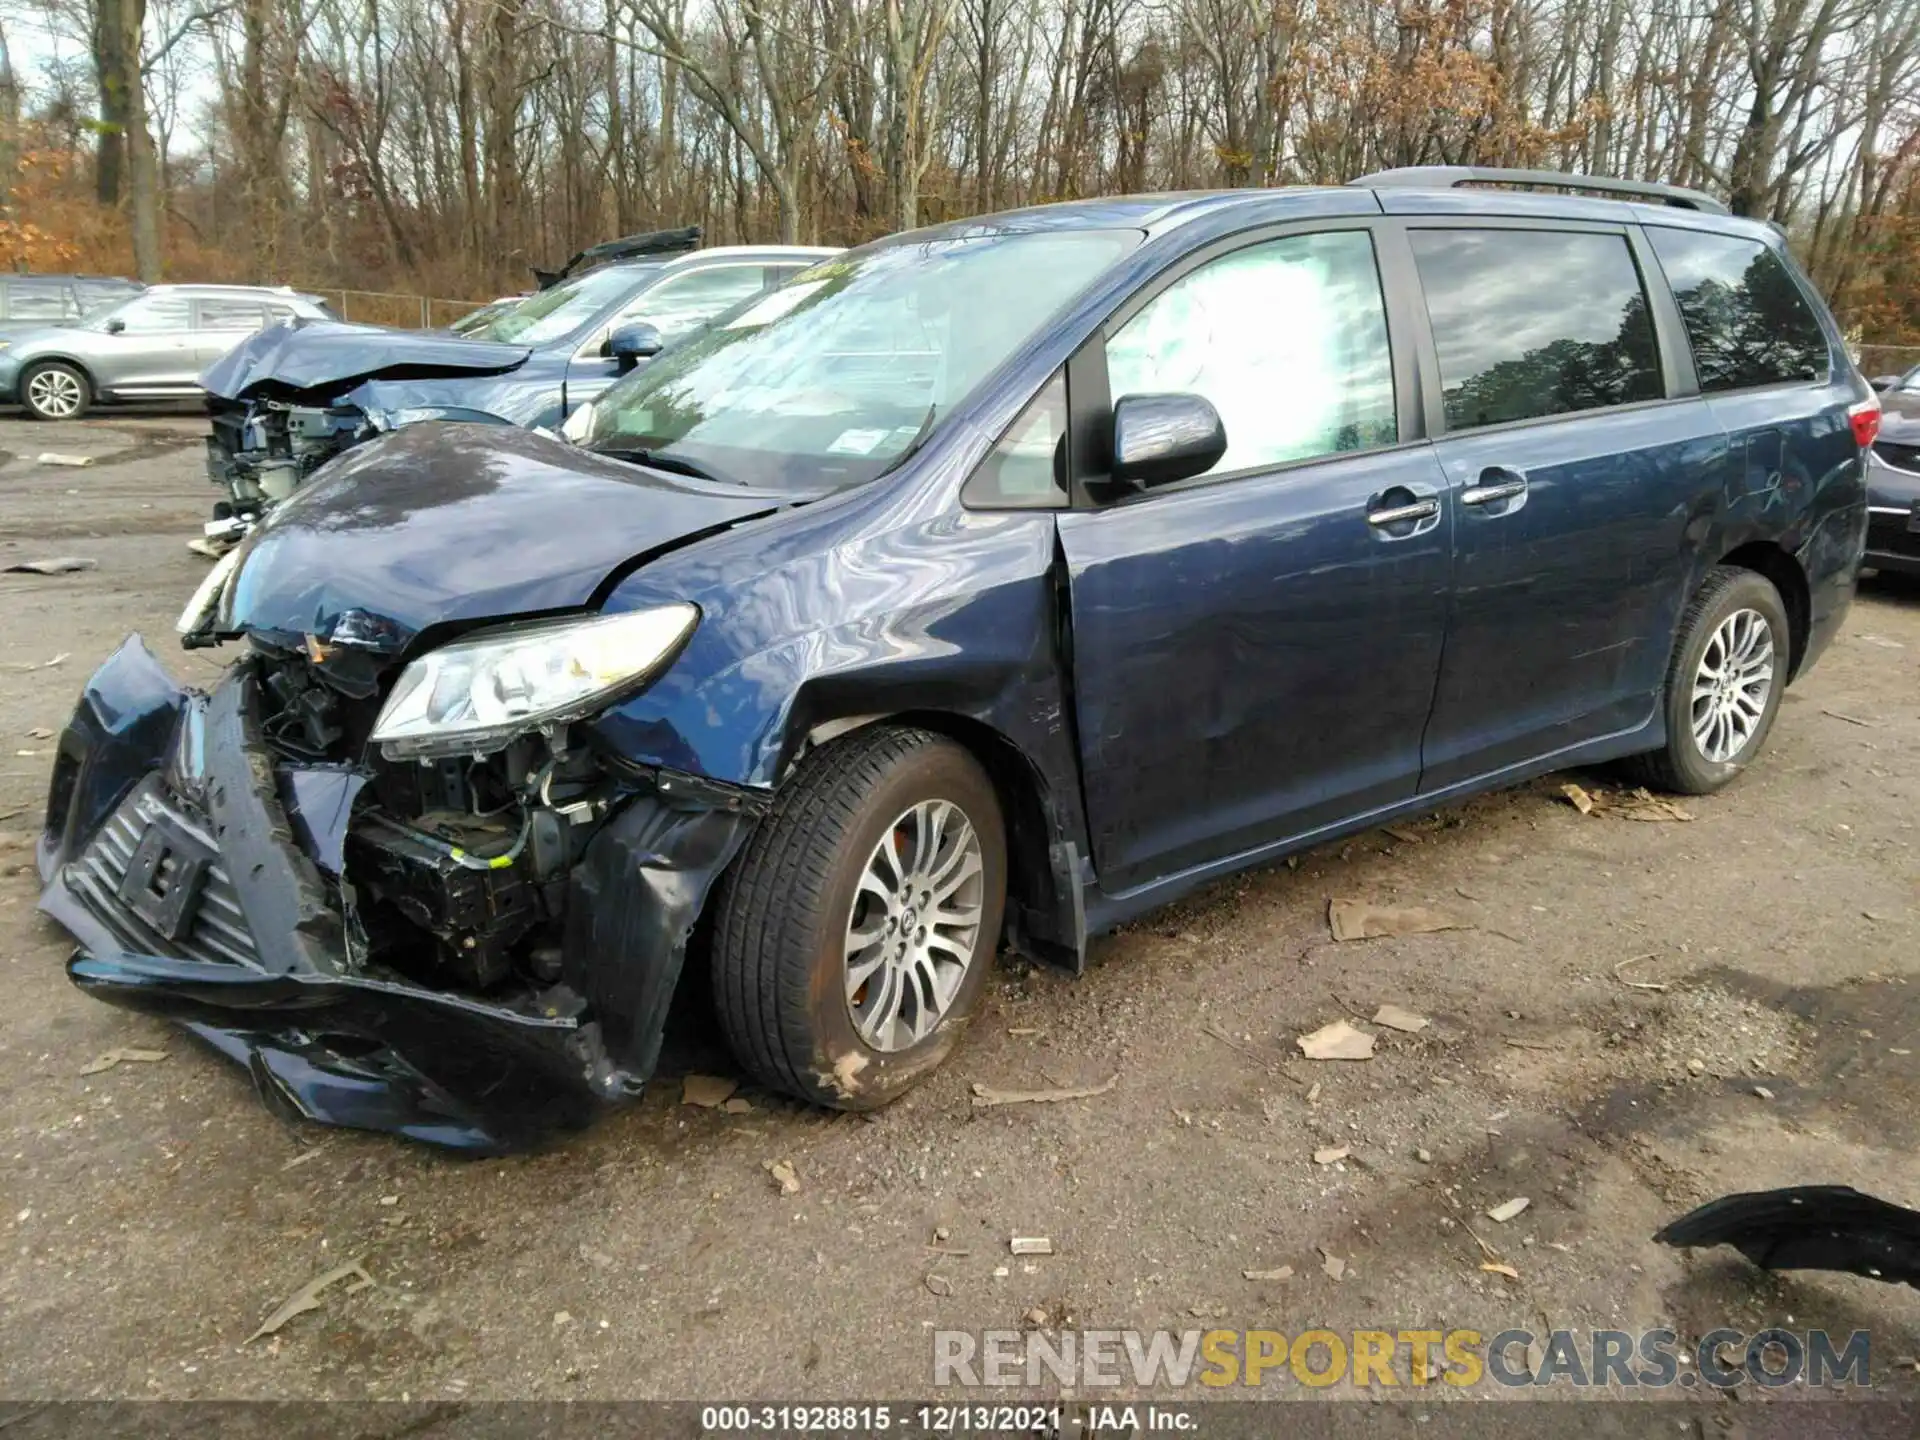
<box><xmin>594</xmin><ymin>446</ymin><xmax>736</xmax><ymax>486</ymax></box>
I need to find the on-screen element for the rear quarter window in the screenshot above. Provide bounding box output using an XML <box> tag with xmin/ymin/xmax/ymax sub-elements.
<box><xmin>1409</xmin><ymin>228</ymin><xmax>1662</xmax><ymax>432</ymax></box>
<box><xmin>1646</xmin><ymin>228</ymin><xmax>1830</xmax><ymax>392</ymax></box>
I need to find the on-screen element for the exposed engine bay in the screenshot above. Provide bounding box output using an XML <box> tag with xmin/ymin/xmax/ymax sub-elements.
<box><xmin>253</xmin><ymin>640</ymin><xmax>615</xmax><ymax>997</ymax></box>
<box><xmin>206</xmin><ymin>395</ymin><xmax>371</xmax><ymax>528</ymax></box>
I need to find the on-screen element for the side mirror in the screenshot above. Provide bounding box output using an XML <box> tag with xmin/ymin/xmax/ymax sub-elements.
<box><xmin>607</xmin><ymin>322</ymin><xmax>664</xmax><ymax>369</ymax></box>
<box><xmin>1869</xmin><ymin>375</ymin><xmax>1900</xmax><ymax>392</ymax></box>
<box><xmin>1109</xmin><ymin>393</ymin><xmax>1227</xmax><ymax>490</ymax></box>
<box><xmin>105</xmin><ymin>317</ymin><xmax>126</xmax><ymax>334</ymax></box>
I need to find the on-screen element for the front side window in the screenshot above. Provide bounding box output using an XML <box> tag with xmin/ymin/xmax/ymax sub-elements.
<box><xmin>93</xmin><ymin>293</ymin><xmax>192</xmax><ymax>333</ymax></box>
<box><xmin>1411</xmin><ymin>229</ymin><xmax>1662</xmax><ymax>431</ymax></box>
<box><xmin>1646</xmin><ymin>228</ymin><xmax>1830</xmax><ymax>392</ymax></box>
<box><xmin>581</xmin><ymin>228</ymin><xmax>1139</xmax><ymax>492</ymax></box>
<box><xmin>461</xmin><ymin>265</ymin><xmax>655</xmax><ymax>346</ymax></box>
<box><xmin>1105</xmin><ymin>231</ymin><xmax>1396</xmax><ymax>477</ymax></box>
<box><xmin>623</xmin><ymin>266</ymin><xmax>770</xmax><ymax>343</ymax></box>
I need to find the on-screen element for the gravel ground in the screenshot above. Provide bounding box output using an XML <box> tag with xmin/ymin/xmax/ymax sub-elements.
<box><xmin>2</xmin><ymin>413</ymin><xmax>1919</xmax><ymax>1407</ymax></box>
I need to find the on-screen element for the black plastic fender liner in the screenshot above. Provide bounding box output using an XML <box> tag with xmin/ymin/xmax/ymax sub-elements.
<box><xmin>560</xmin><ymin>793</ymin><xmax>758</xmax><ymax>1087</ymax></box>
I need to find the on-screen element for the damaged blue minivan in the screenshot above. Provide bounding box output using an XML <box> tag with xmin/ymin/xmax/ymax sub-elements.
<box><xmin>39</xmin><ymin>168</ymin><xmax>1875</xmax><ymax>1150</ymax></box>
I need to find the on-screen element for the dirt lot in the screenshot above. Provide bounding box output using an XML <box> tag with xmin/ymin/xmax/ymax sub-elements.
<box><xmin>1</xmin><ymin>413</ymin><xmax>1918</xmax><ymax>1406</ymax></box>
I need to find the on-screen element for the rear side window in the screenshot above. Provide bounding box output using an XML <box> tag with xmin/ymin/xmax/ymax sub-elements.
<box><xmin>196</xmin><ymin>298</ymin><xmax>269</xmax><ymax>329</ymax></box>
<box><xmin>1411</xmin><ymin>229</ymin><xmax>1662</xmax><ymax>432</ymax></box>
<box><xmin>1105</xmin><ymin>229</ymin><xmax>1397</xmax><ymax>475</ymax></box>
<box><xmin>1646</xmin><ymin>228</ymin><xmax>1829</xmax><ymax>391</ymax></box>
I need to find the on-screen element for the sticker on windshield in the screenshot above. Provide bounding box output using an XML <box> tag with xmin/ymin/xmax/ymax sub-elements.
<box><xmin>827</xmin><ymin>427</ymin><xmax>890</xmax><ymax>456</ymax></box>
<box><xmin>726</xmin><ymin>280</ymin><xmax>829</xmax><ymax>330</ymax></box>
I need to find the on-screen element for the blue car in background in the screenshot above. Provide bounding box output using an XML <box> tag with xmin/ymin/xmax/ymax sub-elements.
<box><xmin>201</xmin><ymin>234</ymin><xmax>835</xmax><ymax>527</ymax></box>
<box><xmin>41</xmin><ymin>168</ymin><xmax>1874</xmax><ymax>1150</ymax></box>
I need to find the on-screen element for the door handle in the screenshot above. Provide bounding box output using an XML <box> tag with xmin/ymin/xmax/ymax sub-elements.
<box><xmin>1366</xmin><ymin>497</ymin><xmax>1440</xmax><ymax>527</ymax></box>
<box><xmin>1461</xmin><ymin>469</ymin><xmax>1527</xmax><ymax>507</ymax></box>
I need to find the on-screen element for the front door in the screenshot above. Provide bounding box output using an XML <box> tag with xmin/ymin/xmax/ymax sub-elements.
<box><xmin>1404</xmin><ymin>223</ymin><xmax>1727</xmax><ymax>791</ymax></box>
<box><xmin>1056</xmin><ymin>227</ymin><xmax>1452</xmax><ymax>893</ymax></box>
<box><xmin>94</xmin><ymin>292</ymin><xmax>198</xmax><ymax>392</ymax></box>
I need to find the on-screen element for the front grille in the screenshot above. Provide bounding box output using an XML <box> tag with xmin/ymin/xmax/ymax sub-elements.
<box><xmin>1875</xmin><ymin>440</ymin><xmax>1920</xmax><ymax>474</ymax></box>
<box><xmin>65</xmin><ymin>777</ymin><xmax>260</xmax><ymax>967</ymax></box>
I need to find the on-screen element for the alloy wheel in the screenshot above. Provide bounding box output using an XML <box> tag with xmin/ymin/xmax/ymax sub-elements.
<box><xmin>26</xmin><ymin>368</ymin><xmax>84</xmax><ymax>420</ymax></box>
<box><xmin>843</xmin><ymin>798</ymin><xmax>985</xmax><ymax>1052</ymax></box>
<box><xmin>1690</xmin><ymin>607</ymin><xmax>1775</xmax><ymax>764</ymax></box>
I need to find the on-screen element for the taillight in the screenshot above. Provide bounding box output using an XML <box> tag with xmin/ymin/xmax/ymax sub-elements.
<box><xmin>1849</xmin><ymin>395</ymin><xmax>1881</xmax><ymax>449</ymax></box>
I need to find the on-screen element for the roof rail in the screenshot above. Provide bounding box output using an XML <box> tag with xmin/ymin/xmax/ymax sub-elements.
<box><xmin>1349</xmin><ymin>166</ymin><xmax>1729</xmax><ymax>215</ymax></box>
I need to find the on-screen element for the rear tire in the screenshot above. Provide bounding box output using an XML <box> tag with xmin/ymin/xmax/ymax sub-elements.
<box><xmin>20</xmin><ymin>361</ymin><xmax>91</xmax><ymax>421</ymax></box>
<box><xmin>711</xmin><ymin>726</ymin><xmax>1006</xmax><ymax>1110</ymax></box>
<box><xmin>1623</xmin><ymin>565</ymin><xmax>1791</xmax><ymax>795</ymax></box>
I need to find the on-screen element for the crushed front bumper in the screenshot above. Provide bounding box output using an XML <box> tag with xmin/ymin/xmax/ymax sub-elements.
<box><xmin>38</xmin><ymin>636</ymin><xmax>757</xmax><ymax>1152</ymax></box>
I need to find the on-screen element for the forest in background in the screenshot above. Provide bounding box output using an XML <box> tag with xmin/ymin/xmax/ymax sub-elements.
<box><xmin>0</xmin><ymin>0</ymin><xmax>1917</xmax><ymax>343</ymax></box>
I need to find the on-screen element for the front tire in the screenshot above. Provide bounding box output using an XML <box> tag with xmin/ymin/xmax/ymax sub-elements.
<box><xmin>1626</xmin><ymin>565</ymin><xmax>1791</xmax><ymax>795</ymax></box>
<box><xmin>712</xmin><ymin>726</ymin><xmax>1007</xmax><ymax>1110</ymax></box>
<box><xmin>20</xmin><ymin>361</ymin><xmax>91</xmax><ymax>421</ymax></box>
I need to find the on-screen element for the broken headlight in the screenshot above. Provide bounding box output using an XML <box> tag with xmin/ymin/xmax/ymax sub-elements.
<box><xmin>370</xmin><ymin>605</ymin><xmax>698</xmax><ymax>759</ymax></box>
<box><xmin>176</xmin><ymin>545</ymin><xmax>244</xmax><ymax>637</ymax></box>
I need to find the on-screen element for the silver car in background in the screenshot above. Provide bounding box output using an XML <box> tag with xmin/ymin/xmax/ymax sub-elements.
<box><xmin>0</xmin><ymin>284</ymin><xmax>335</xmax><ymax>421</ymax></box>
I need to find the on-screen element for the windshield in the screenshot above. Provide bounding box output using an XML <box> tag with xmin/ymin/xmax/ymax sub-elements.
<box><xmin>580</xmin><ymin>228</ymin><xmax>1140</xmax><ymax>490</ymax></box>
<box><xmin>460</xmin><ymin>266</ymin><xmax>652</xmax><ymax>345</ymax></box>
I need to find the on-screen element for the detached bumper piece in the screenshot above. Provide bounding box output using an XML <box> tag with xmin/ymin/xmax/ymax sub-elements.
<box><xmin>38</xmin><ymin>635</ymin><xmax>757</xmax><ymax>1152</ymax></box>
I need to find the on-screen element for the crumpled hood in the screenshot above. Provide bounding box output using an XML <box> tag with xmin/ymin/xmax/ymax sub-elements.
<box><xmin>201</xmin><ymin>317</ymin><xmax>533</xmax><ymax>400</ymax></box>
<box><xmin>223</xmin><ymin>423</ymin><xmax>783</xmax><ymax>649</ymax></box>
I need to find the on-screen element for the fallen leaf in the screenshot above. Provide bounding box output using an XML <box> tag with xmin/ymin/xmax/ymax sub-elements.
<box><xmin>1613</xmin><ymin>788</ymin><xmax>1693</xmax><ymax>823</ymax></box>
<box><xmin>24</xmin><ymin>728</ymin><xmax>52</xmax><ymax>740</ymax></box>
<box><xmin>1328</xmin><ymin>898</ymin><xmax>1467</xmax><ymax>941</ymax></box>
<box><xmin>1371</xmin><ymin>1004</ymin><xmax>1430</xmax><ymax>1033</ymax></box>
<box><xmin>1009</xmin><ymin>1236</ymin><xmax>1053</xmax><ymax>1256</ymax></box>
<box><xmin>970</xmin><ymin>1074</ymin><xmax>1118</xmax><ymax>1107</ymax></box>
<box><xmin>1561</xmin><ymin>783</ymin><xmax>1594</xmax><ymax>815</ymax></box>
<box><xmin>1243</xmin><ymin>1266</ymin><xmax>1293</xmax><ymax>1282</ymax></box>
<box><xmin>721</xmin><ymin>1097</ymin><xmax>754</xmax><ymax>1115</ymax></box>
<box><xmin>246</xmin><ymin>1261</ymin><xmax>373</xmax><ymax>1343</ymax></box>
<box><xmin>924</xmin><ymin>1273</ymin><xmax>954</xmax><ymax>1297</ymax></box>
<box><xmin>1313</xmin><ymin>1146</ymin><xmax>1350</xmax><ymax>1166</ymax></box>
<box><xmin>1486</xmin><ymin>1197</ymin><xmax>1531</xmax><ymax>1224</ymax></box>
<box><xmin>1296</xmin><ymin>1020</ymin><xmax>1375</xmax><ymax>1062</ymax></box>
<box><xmin>1481</xmin><ymin>1262</ymin><xmax>1521</xmax><ymax>1280</ymax></box>
<box><xmin>681</xmin><ymin>1074</ymin><xmax>738</xmax><ymax>1107</ymax></box>
<box><xmin>79</xmin><ymin>1047</ymin><xmax>168</xmax><ymax>1076</ymax></box>
<box><xmin>764</xmin><ymin>1159</ymin><xmax>800</xmax><ymax>1195</ymax></box>
<box><xmin>1752</xmin><ymin>1085</ymin><xmax>1775</xmax><ymax>1100</ymax></box>
<box><xmin>1322</xmin><ymin>1252</ymin><xmax>1347</xmax><ymax>1281</ymax></box>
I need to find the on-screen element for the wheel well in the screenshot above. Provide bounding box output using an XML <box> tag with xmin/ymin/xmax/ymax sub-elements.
<box><xmin>20</xmin><ymin>355</ymin><xmax>96</xmax><ymax>390</ymax></box>
<box><xmin>1717</xmin><ymin>541</ymin><xmax>1810</xmax><ymax>678</ymax></box>
<box><xmin>880</xmin><ymin>711</ymin><xmax>1069</xmax><ymax>963</ymax></box>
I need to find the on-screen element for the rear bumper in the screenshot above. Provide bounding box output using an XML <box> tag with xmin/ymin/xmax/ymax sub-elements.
<box><xmin>38</xmin><ymin>635</ymin><xmax>755</xmax><ymax>1152</ymax></box>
